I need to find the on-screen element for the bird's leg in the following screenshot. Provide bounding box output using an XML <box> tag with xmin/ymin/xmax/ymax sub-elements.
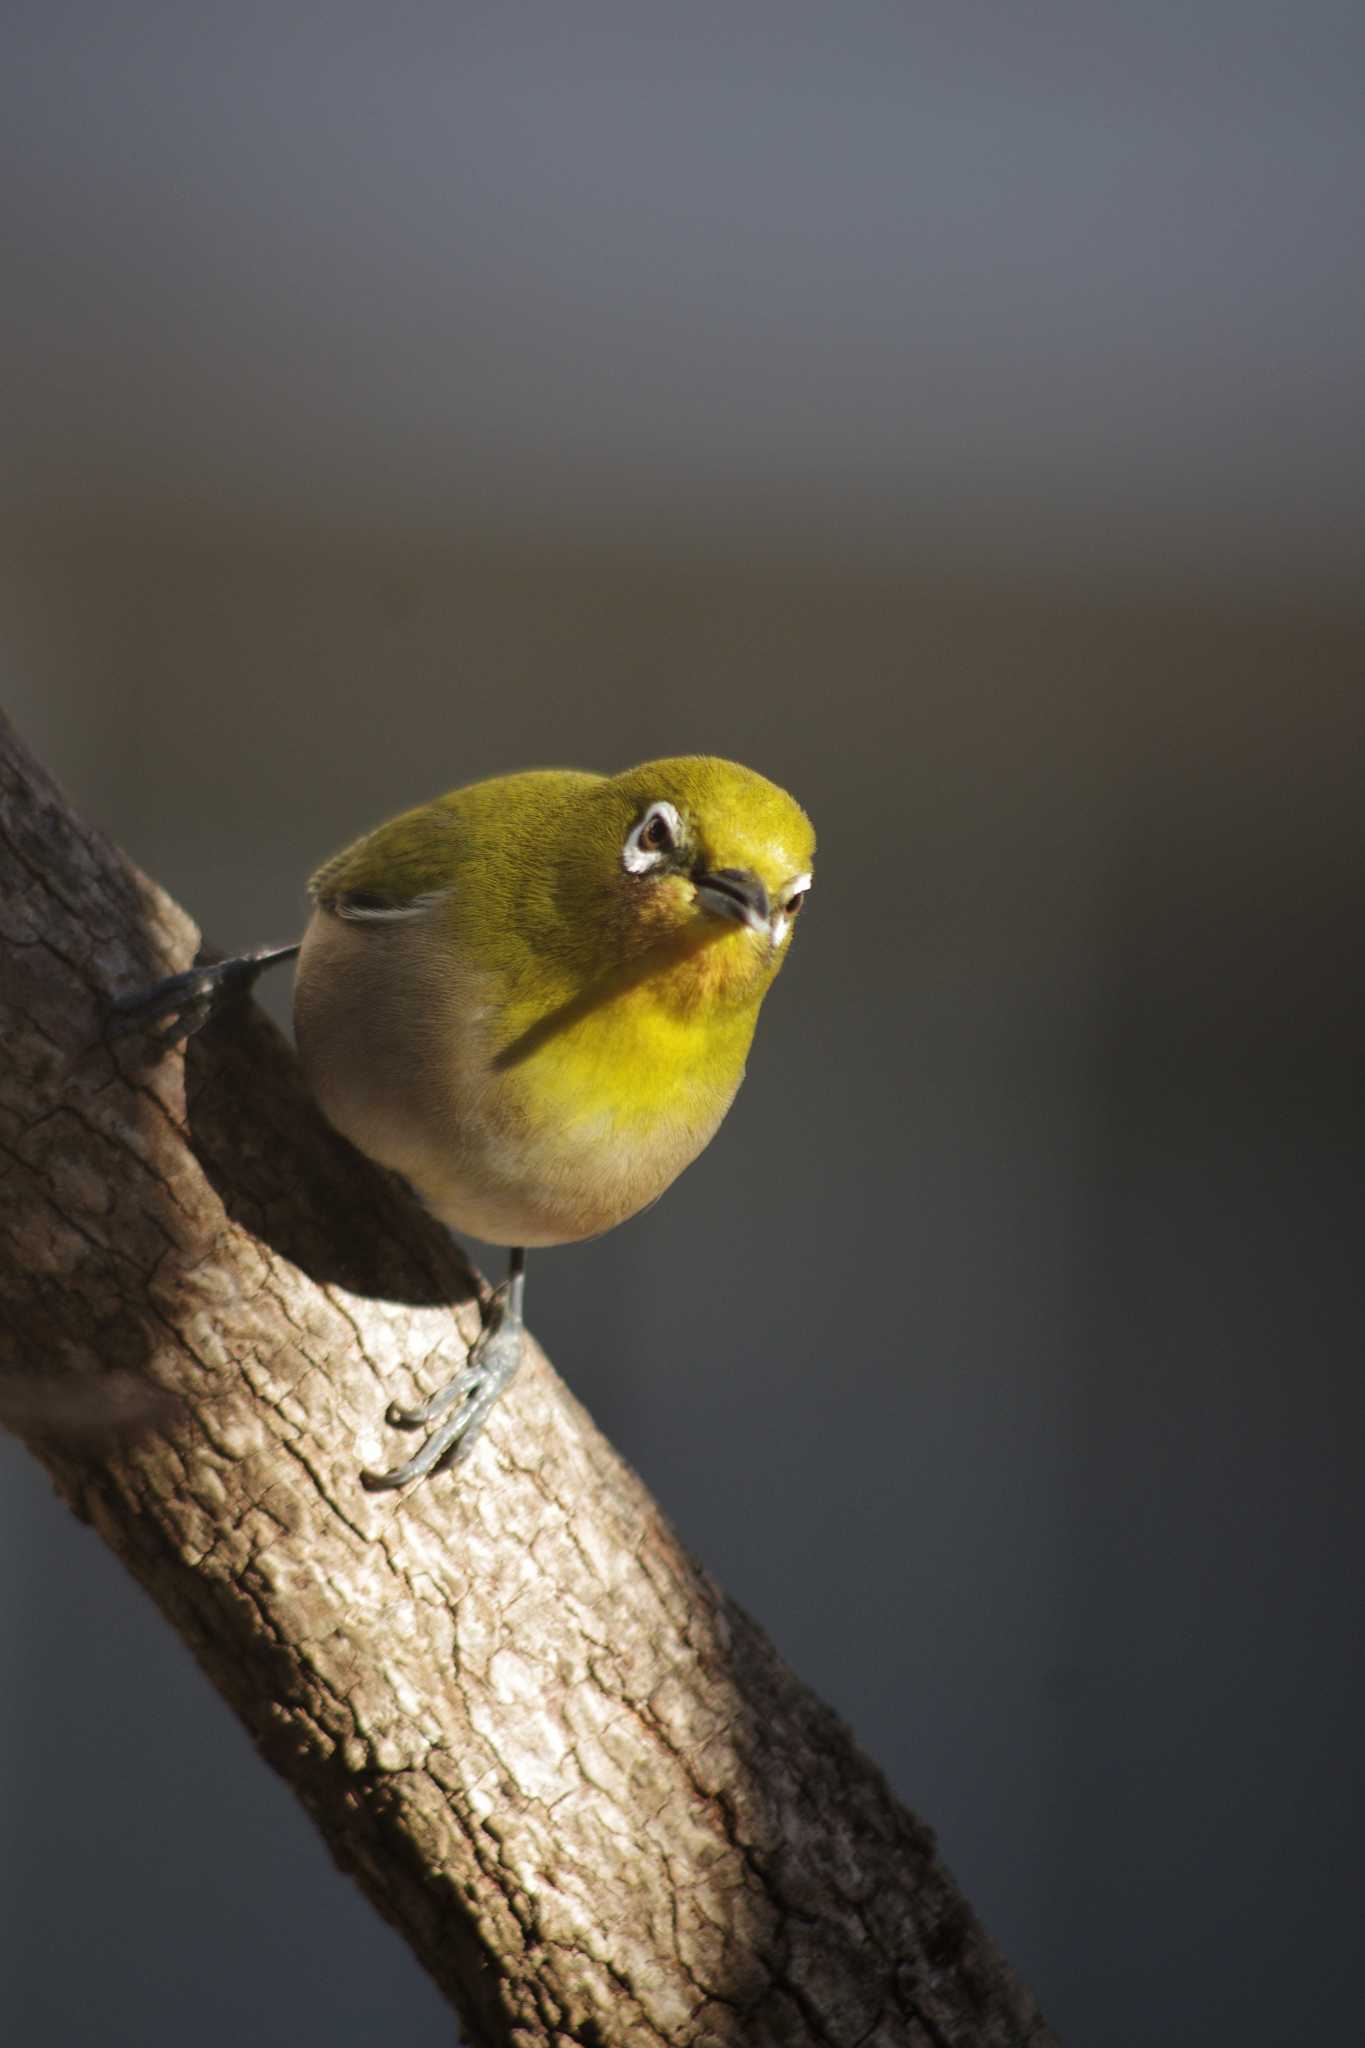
<box><xmin>361</xmin><ymin>1247</ymin><xmax>527</xmax><ymax>1490</ymax></box>
<box><xmin>109</xmin><ymin>942</ymin><xmax>302</xmax><ymax>1045</ymax></box>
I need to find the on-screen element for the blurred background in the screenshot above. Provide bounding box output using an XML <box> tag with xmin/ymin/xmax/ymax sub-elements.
<box><xmin>2</xmin><ymin>6</ymin><xmax>1362</xmax><ymax>2044</ymax></box>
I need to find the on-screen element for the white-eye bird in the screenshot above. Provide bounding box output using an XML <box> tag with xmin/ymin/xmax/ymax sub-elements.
<box><xmin>117</xmin><ymin>756</ymin><xmax>814</xmax><ymax>1486</ymax></box>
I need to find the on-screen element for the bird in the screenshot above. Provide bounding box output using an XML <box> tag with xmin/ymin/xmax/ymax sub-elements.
<box><xmin>116</xmin><ymin>756</ymin><xmax>814</xmax><ymax>1487</ymax></box>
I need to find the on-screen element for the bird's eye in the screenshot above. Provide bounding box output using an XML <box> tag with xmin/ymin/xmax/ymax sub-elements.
<box><xmin>784</xmin><ymin>875</ymin><xmax>813</xmax><ymax>918</ymax></box>
<box><xmin>622</xmin><ymin>801</ymin><xmax>682</xmax><ymax>874</ymax></box>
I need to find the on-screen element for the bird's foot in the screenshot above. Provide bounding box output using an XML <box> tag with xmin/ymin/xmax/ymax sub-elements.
<box><xmin>109</xmin><ymin>943</ymin><xmax>301</xmax><ymax>1046</ymax></box>
<box><xmin>361</xmin><ymin>1279</ymin><xmax>525</xmax><ymax>1490</ymax></box>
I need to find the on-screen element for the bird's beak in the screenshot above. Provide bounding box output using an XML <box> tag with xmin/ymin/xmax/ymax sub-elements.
<box><xmin>693</xmin><ymin>866</ymin><xmax>771</xmax><ymax>936</ymax></box>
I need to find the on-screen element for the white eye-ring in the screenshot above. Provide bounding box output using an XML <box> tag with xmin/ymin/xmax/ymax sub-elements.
<box><xmin>623</xmin><ymin>800</ymin><xmax>682</xmax><ymax>874</ymax></box>
<box><xmin>770</xmin><ymin>871</ymin><xmax>812</xmax><ymax>946</ymax></box>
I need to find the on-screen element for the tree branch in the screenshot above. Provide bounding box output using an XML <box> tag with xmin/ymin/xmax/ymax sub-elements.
<box><xmin>0</xmin><ymin>710</ymin><xmax>1056</xmax><ymax>2047</ymax></box>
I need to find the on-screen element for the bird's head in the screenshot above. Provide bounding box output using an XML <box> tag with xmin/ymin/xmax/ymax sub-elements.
<box><xmin>585</xmin><ymin>756</ymin><xmax>814</xmax><ymax>1010</ymax></box>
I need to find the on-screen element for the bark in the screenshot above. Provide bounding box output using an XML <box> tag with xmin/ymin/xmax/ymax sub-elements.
<box><xmin>0</xmin><ymin>709</ymin><xmax>1057</xmax><ymax>2048</ymax></box>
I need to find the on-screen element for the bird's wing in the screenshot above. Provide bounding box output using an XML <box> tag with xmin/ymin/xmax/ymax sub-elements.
<box><xmin>307</xmin><ymin>795</ymin><xmax>464</xmax><ymax>920</ymax></box>
<box><xmin>319</xmin><ymin>889</ymin><xmax>448</xmax><ymax>923</ymax></box>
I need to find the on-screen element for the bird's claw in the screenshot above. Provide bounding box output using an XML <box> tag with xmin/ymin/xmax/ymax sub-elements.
<box><xmin>362</xmin><ymin>1290</ymin><xmax>524</xmax><ymax>1491</ymax></box>
<box><xmin>109</xmin><ymin>945</ymin><xmax>300</xmax><ymax>1045</ymax></box>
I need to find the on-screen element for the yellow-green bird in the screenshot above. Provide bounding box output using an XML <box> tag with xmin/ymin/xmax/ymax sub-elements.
<box><xmin>118</xmin><ymin>757</ymin><xmax>814</xmax><ymax>1487</ymax></box>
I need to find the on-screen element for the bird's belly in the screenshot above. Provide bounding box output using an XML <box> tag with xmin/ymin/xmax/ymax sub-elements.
<box><xmin>464</xmin><ymin>995</ymin><xmax>747</xmax><ymax>1244</ymax></box>
<box><xmin>295</xmin><ymin>914</ymin><xmax>750</xmax><ymax>1248</ymax></box>
<box><xmin>411</xmin><ymin>1012</ymin><xmax>746</xmax><ymax>1245</ymax></box>
<box><xmin>412</xmin><ymin>1098</ymin><xmax>725</xmax><ymax>1248</ymax></box>
<box><xmin>298</xmin><ymin>933</ymin><xmax>749</xmax><ymax>1245</ymax></box>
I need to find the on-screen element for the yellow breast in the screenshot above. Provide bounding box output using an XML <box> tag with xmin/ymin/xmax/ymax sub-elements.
<box><xmin>482</xmin><ymin>948</ymin><xmax>760</xmax><ymax>1242</ymax></box>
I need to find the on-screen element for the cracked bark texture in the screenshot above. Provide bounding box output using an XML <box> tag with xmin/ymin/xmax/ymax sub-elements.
<box><xmin>0</xmin><ymin>710</ymin><xmax>1057</xmax><ymax>2048</ymax></box>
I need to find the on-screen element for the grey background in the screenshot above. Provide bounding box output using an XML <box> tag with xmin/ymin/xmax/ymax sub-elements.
<box><xmin>2</xmin><ymin>7</ymin><xmax>1362</xmax><ymax>2045</ymax></box>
